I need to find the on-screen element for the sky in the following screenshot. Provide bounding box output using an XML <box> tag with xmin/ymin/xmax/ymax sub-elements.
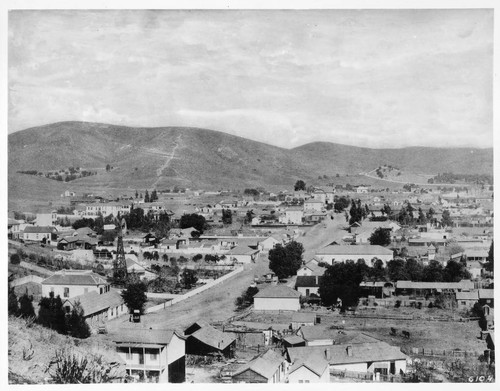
<box><xmin>8</xmin><ymin>9</ymin><xmax>494</xmax><ymax>149</ymax></box>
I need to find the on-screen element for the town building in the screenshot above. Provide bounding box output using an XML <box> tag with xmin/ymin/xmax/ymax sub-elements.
<box><xmin>253</xmin><ymin>285</ymin><xmax>301</xmax><ymax>311</ymax></box>
<box><xmin>113</xmin><ymin>329</ymin><xmax>186</xmax><ymax>383</ymax></box>
<box><xmin>41</xmin><ymin>270</ymin><xmax>110</xmax><ymax>299</ymax></box>
<box><xmin>315</xmin><ymin>245</ymin><xmax>394</xmax><ymax>266</ymax></box>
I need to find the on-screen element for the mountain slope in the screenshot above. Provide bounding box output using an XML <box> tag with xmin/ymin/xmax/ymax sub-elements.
<box><xmin>8</xmin><ymin>122</ymin><xmax>493</xmax><ymax>197</ymax></box>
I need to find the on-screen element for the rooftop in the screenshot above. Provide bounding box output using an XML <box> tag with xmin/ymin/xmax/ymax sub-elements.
<box><xmin>42</xmin><ymin>270</ymin><xmax>108</xmax><ymax>286</ymax></box>
<box><xmin>316</xmin><ymin>244</ymin><xmax>394</xmax><ymax>256</ymax></box>
<box><xmin>253</xmin><ymin>284</ymin><xmax>301</xmax><ymax>299</ymax></box>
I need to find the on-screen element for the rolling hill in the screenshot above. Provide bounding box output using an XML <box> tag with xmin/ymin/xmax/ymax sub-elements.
<box><xmin>8</xmin><ymin>121</ymin><xmax>493</xmax><ymax>206</ymax></box>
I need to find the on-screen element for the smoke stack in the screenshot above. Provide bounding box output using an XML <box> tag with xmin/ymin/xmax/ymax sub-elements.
<box><xmin>325</xmin><ymin>348</ymin><xmax>331</xmax><ymax>360</ymax></box>
<box><xmin>346</xmin><ymin>345</ymin><xmax>353</xmax><ymax>357</ymax></box>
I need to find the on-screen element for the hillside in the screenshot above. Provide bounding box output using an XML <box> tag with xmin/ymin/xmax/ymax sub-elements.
<box><xmin>291</xmin><ymin>142</ymin><xmax>493</xmax><ymax>177</ymax></box>
<box><xmin>8</xmin><ymin>316</ymin><xmax>123</xmax><ymax>384</ymax></box>
<box><xmin>8</xmin><ymin>122</ymin><xmax>493</xmax><ymax>202</ymax></box>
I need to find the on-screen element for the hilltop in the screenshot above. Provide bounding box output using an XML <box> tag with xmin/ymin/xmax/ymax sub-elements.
<box><xmin>8</xmin><ymin>121</ymin><xmax>493</xmax><ymax>202</ymax></box>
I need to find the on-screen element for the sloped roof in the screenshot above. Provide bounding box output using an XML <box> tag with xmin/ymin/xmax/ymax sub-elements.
<box><xmin>283</xmin><ymin>335</ymin><xmax>306</xmax><ymax>345</ymax></box>
<box><xmin>66</xmin><ymin>290</ymin><xmax>123</xmax><ymax>316</ymax></box>
<box><xmin>113</xmin><ymin>329</ymin><xmax>181</xmax><ymax>346</ymax></box>
<box><xmin>24</xmin><ymin>226</ymin><xmax>56</xmax><ymax>234</ymax></box>
<box><xmin>253</xmin><ymin>285</ymin><xmax>301</xmax><ymax>299</ymax></box>
<box><xmin>226</xmin><ymin>246</ymin><xmax>259</xmax><ymax>256</ymax></box>
<box><xmin>233</xmin><ymin>349</ymin><xmax>284</xmax><ymax>379</ymax></box>
<box><xmin>316</xmin><ymin>245</ymin><xmax>393</xmax><ymax>256</ymax></box>
<box><xmin>289</xmin><ymin>355</ymin><xmax>329</xmax><ymax>377</ymax></box>
<box><xmin>75</xmin><ymin>227</ymin><xmax>96</xmax><ymax>236</ymax></box>
<box><xmin>396</xmin><ymin>280</ymin><xmax>474</xmax><ymax>290</ymax></box>
<box><xmin>479</xmin><ymin>289</ymin><xmax>494</xmax><ymax>299</ymax></box>
<box><xmin>42</xmin><ymin>270</ymin><xmax>108</xmax><ymax>286</ymax></box>
<box><xmin>189</xmin><ymin>325</ymin><xmax>236</xmax><ymax>350</ymax></box>
<box><xmin>299</xmin><ymin>325</ymin><xmax>336</xmax><ymax>341</ymax></box>
<box><xmin>456</xmin><ymin>291</ymin><xmax>479</xmax><ymax>301</ymax></box>
<box><xmin>287</xmin><ymin>341</ymin><xmax>407</xmax><ymax>366</ymax></box>
<box><xmin>295</xmin><ymin>276</ymin><xmax>322</xmax><ymax>288</ymax></box>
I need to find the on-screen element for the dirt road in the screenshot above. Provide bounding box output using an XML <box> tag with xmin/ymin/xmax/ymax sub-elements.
<box><xmin>106</xmin><ymin>253</ymin><xmax>272</xmax><ymax>333</ymax></box>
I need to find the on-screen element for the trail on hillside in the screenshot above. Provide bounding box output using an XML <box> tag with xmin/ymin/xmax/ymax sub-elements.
<box><xmin>151</xmin><ymin>134</ymin><xmax>183</xmax><ymax>189</ymax></box>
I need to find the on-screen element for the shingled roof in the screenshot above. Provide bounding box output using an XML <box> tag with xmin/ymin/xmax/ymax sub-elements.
<box><xmin>65</xmin><ymin>290</ymin><xmax>123</xmax><ymax>316</ymax></box>
<box><xmin>316</xmin><ymin>244</ymin><xmax>394</xmax><ymax>256</ymax></box>
<box><xmin>253</xmin><ymin>284</ymin><xmax>301</xmax><ymax>299</ymax></box>
<box><xmin>287</xmin><ymin>341</ymin><xmax>407</xmax><ymax>366</ymax></box>
<box><xmin>112</xmin><ymin>329</ymin><xmax>183</xmax><ymax>346</ymax></box>
<box><xmin>42</xmin><ymin>270</ymin><xmax>108</xmax><ymax>286</ymax></box>
<box><xmin>232</xmin><ymin>349</ymin><xmax>285</xmax><ymax>380</ymax></box>
<box><xmin>189</xmin><ymin>325</ymin><xmax>236</xmax><ymax>351</ymax></box>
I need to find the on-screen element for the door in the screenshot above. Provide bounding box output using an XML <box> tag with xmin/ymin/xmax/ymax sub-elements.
<box><xmin>390</xmin><ymin>361</ymin><xmax>396</xmax><ymax>375</ymax></box>
<box><xmin>138</xmin><ymin>351</ymin><xmax>144</xmax><ymax>365</ymax></box>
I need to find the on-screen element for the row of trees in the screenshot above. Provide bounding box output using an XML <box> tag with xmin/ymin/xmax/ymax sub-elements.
<box><xmin>318</xmin><ymin>257</ymin><xmax>473</xmax><ymax>309</ymax></box>
<box><xmin>8</xmin><ymin>288</ymin><xmax>91</xmax><ymax>339</ymax></box>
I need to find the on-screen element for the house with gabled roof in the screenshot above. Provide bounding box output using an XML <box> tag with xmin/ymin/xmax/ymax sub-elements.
<box><xmin>253</xmin><ymin>285</ymin><xmax>301</xmax><ymax>311</ymax></box>
<box><xmin>184</xmin><ymin>321</ymin><xmax>236</xmax><ymax>358</ymax></box>
<box><xmin>287</xmin><ymin>341</ymin><xmax>407</xmax><ymax>376</ymax></box>
<box><xmin>23</xmin><ymin>226</ymin><xmax>57</xmax><ymax>244</ymax></box>
<box><xmin>41</xmin><ymin>269</ymin><xmax>110</xmax><ymax>299</ymax></box>
<box><xmin>295</xmin><ymin>275</ymin><xmax>322</xmax><ymax>297</ymax></box>
<box><xmin>287</xmin><ymin>354</ymin><xmax>330</xmax><ymax>383</ymax></box>
<box><xmin>297</xmin><ymin>261</ymin><xmax>326</xmax><ymax>277</ymax></box>
<box><xmin>113</xmin><ymin>328</ymin><xmax>186</xmax><ymax>383</ymax></box>
<box><xmin>226</xmin><ymin>246</ymin><xmax>259</xmax><ymax>264</ymax></box>
<box><xmin>62</xmin><ymin>290</ymin><xmax>127</xmax><ymax>330</ymax></box>
<box><xmin>232</xmin><ymin>349</ymin><xmax>287</xmax><ymax>383</ymax></box>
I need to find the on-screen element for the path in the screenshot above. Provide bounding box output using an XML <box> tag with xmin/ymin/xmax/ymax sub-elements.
<box><xmin>106</xmin><ymin>253</ymin><xmax>272</xmax><ymax>333</ymax></box>
<box><xmin>152</xmin><ymin>134</ymin><xmax>183</xmax><ymax>189</ymax></box>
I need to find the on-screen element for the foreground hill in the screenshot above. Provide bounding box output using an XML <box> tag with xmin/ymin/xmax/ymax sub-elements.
<box><xmin>8</xmin><ymin>122</ymin><xmax>493</xmax><ymax>196</ymax></box>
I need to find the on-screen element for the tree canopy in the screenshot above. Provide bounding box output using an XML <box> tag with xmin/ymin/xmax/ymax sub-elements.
<box><xmin>268</xmin><ymin>241</ymin><xmax>304</xmax><ymax>279</ymax></box>
<box><xmin>121</xmin><ymin>280</ymin><xmax>148</xmax><ymax>314</ymax></box>
<box><xmin>368</xmin><ymin>228</ymin><xmax>391</xmax><ymax>246</ymax></box>
<box><xmin>179</xmin><ymin>213</ymin><xmax>207</xmax><ymax>233</ymax></box>
<box><xmin>294</xmin><ymin>180</ymin><xmax>306</xmax><ymax>191</ymax></box>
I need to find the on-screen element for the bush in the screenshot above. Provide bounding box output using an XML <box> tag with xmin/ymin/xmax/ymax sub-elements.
<box><xmin>48</xmin><ymin>348</ymin><xmax>122</xmax><ymax>383</ymax></box>
<box><xmin>10</xmin><ymin>253</ymin><xmax>21</xmax><ymax>265</ymax></box>
<box><xmin>395</xmin><ymin>300</ymin><xmax>401</xmax><ymax>308</ymax></box>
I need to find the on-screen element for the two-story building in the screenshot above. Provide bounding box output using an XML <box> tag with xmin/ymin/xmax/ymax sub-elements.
<box><xmin>41</xmin><ymin>270</ymin><xmax>110</xmax><ymax>299</ymax></box>
<box><xmin>113</xmin><ymin>329</ymin><xmax>186</xmax><ymax>383</ymax></box>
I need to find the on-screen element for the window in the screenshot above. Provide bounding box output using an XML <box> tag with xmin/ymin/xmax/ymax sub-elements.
<box><xmin>65</xmin><ymin>306</ymin><xmax>71</xmax><ymax>314</ymax></box>
<box><xmin>64</xmin><ymin>287</ymin><xmax>69</xmax><ymax>298</ymax></box>
<box><xmin>305</xmin><ymin>380</ymin><xmax>310</xmax><ymax>383</ymax></box>
<box><xmin>100</xmin><ymin>287</ymin><xmax>103</xmax><ymax>294</ymax></box>
<box><xmin>126</xmin><ymin>351</ymin><xmax>132</xmax><ymax>360</ymax></box>
<box><xmin>299</xmin><ymin>380</ymin><xmax>303</xmax><ymax>384</ymax></box>
<box><xmin>121</xmin><ymin>304</ymin><xmax>124</xmax><ymax>312</ymax></box>
<box><xmin>150</xmin><ymin>352</ymin><xmax>158</xmax><ymax>360</ymax></box>
<box><xmin>111</xmin><ymin>308</ymin><xmax>114</xmax><ymax>316</ymax></box>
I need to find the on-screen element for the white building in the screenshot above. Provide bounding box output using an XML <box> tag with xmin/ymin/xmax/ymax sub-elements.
<box><xmin>84</xmin><ymin>202</ymin><xmax>132</xmax><ymax>218</ymax></box>
<box><xmin>279</xmin><ymin>207</ymin><xmax>304</xmax><ymax>225</ymax></box>
<box><xmin>41</xmin><ymin>270</ymin><xmax>110</xmax><ymax>299</ymax></box>
<box><xmin>253</xmin><ymin>285</ymin><xmax>301</xmax><ymax>311</ymax></box>
<box><xmin>113</xmin><ymin>329</ymin><xmax>186</xmax><ymax>383</ymax></box>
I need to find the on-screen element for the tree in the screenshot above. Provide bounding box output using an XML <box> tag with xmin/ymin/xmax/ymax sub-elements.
<box><xmin>441</xmin><ymin>210</ymin><xmax>453</xmax><ymax>227</ymax></box>
<box><xmin>8</xmin><ymin>287</ymin><xmax>18</xmax><ymax>315</ymax></box>
<box><xmin>105</xmin><ymin>164</ymin><xmax>111</xmax><ymax>172</ymax></box>
<box><xmin>121</xmin><ymin>280</ymin><xmax>148</xmax><ymax>314</ymax></box>
<box><xmin>349</xmin><ymin>199</ymin><xmax>364</xmax><ymax>225</ymax></box>
<box><xmin>179</xmin><ymin>214</ymin><xmax>207</xmax><ymax>233</ymax></box>
<box><xmin>268</xmin><ymin>241</ymin><xmax>304</xmax><ymax>279</ymax></box>
<box><xmin>235</xmin><ymin>286</ymin><xmax>259</xmax><ymax>310</ymax></box>
<box><xmin>135</xmin><ymin>190</ymin><xmax>139</xmax><ymax>199</ymax></box>
<box><xmin>180</xmin><ymin>269</ymin><xmax>198</xmax><ymax>289</ymax></box>
<box><xmin>294</xmin><ymin>180</ymin><xmax>306</xmax><ymax>191</ymax></box>
<box><xmin>245</xmin><ymin>210</ymin><xmax>255</xmax><ymax>224</ymax></box>
<box><xmin>144</xmin><ymin>190</ymin><xmax>150</xmax><ymax>203</ymax></box>
<box><xmin>406</xmin><ymin>258</ymin><xmax>424</xmax><ymax>281</ymax></box>
<box><xmin>422</xmin><ymin>260</ymin><xmax>444</xmax><ymax>282</ymax></box>
<box><xmin>37</xmin><ymin>292</ymin><xmax>66</xmax><ymax>334</ymax></box>
<box><xmin>10</xmin><ymin>253</ymin><xmax>21</xmax><ymax>265</ymax></box>
<box><xmin>485</xmin><ymin>241</ymin><xmax>493</xmax><ymax>273</ymax></box>
<box><xmin>222</xmin><ymin>209</ymin><xmax>232</xmax><ymax>225</ymax></box>
<box><xmin>387</xmin><ymin>259</ymin><xmax>410</xmax><ymax>281</ymax></box>
<box><xmin>318</xmin><ymin>261</ymin><xmax>363</xmax><ymax>309</ymax></box>
<box><xmin>18</xmin><ymin>293</ymin><xmax>36</xmax><ymax>318</ymax></box>
<box><xmin>334</xmin><ymin>196</ymin><xmax>350</xmax><ymax>213</ymax></box>
<box><xmin>66</xmin><ymin>301</ymin><xmax>91</xmax><ymax>338</ymax></box>
<box><xmin>443</xmin><ymin>260</ymin><xmax>471</xmax><ymax>282</ymax></box>
<box><xmin>368</xmin><ymin>228</ymin><xmax>391</xmax><ymax>246</ymax></box>
<box><xmin>150</xmin><ymin>189</ymin><xmax>158</xmax><ymax>202</ymax></box>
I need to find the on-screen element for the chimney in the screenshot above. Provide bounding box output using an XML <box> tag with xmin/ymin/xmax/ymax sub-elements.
<box><xmin>346</xmin><ymin>345</ymin><xmax>353</xmax><ymax>357</ymax></box>
<box><xmin>324</xmin><ymin>348</ymin><xmax>331</xmax><ymax>360</ymax></box>
<box><xmin>315</xmin><ymin>276</ymin><xmax>319</xmax><ymax>285</ymax></box>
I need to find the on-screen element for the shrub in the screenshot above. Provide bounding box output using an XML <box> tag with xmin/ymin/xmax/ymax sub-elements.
<box><xmin>10</xmin><ymin>253</ymin><xmax>21</xmax><ymax>265</ymax></box>
<box><xmin>395</xmin><ymin>300</ymin><xmax>401</xmax><ymax>308</ymax></box>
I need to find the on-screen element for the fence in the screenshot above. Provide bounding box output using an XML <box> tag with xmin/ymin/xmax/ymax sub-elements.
<box><xmin>402</xmin><ymin>346</ymin><xmax>482</xmax><ymax>358</ymax></box>
<box><xmin>144</xmin><ymin>266</ymin><xmax>244</xmax><ymax>313</ymax></box>
<box><xmin>330</xmin><ymin>369</ymin><xmax>404</xmax><ymax>382</ymax></box>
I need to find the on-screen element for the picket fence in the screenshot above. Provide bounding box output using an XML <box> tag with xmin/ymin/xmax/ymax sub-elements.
<box><xmin>144</xmin><ymin>266</ymin><xmax>244</xmax><ymax>313</ymax></box>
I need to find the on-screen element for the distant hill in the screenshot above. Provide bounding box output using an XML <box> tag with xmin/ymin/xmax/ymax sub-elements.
<box><xmin>8</xmin><ymin>121</ymin><xmax>493</xmax><ymax>199</ymax></box>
